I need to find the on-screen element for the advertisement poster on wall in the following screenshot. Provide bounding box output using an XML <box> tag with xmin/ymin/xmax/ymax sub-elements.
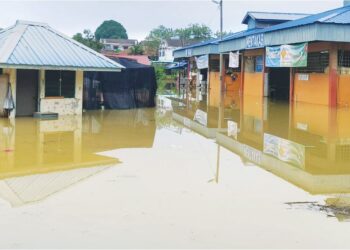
<box><xmin>266</xmin><ymin>43</ymin><xmax>308</xmax><ymax>67</ymax></box>
<box><xmin>263</xmin><ymin>133</ymin><xmax>305</xmax><ymax>169</ymax></box>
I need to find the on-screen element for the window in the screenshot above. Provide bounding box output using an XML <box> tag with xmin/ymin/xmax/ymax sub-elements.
<box><xmin>338</xmin><ymin>50</ymin><xmax>350</xmax><ymax>75</ymax></box>
<box><xmin>244</xmin><ymin>55</ymin><xmax>263</xmax><ymax>73</ymax></box>
<box><xmin>296</xmin><ymin>51</ymin><xmax>329</xmax><ymax>73</ymax></box>
<box><xmin>255</xmin><ymin>56</ymin><xmax>263</xmax><ymax>72</ymax></box>
<box><xmin>45</xmin><ymin>70</ymin><xmax>75</xmax><ymax>98</ymax></box>
<box><xmin>209</xmin><ymin>59</ymin><xmax>220</xmax><ymax>72</ymax></box>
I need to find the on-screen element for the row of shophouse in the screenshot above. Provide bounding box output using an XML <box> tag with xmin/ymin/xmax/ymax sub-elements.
<box><xmin>173</xmin><ymin>1</ymin><xmax>350</xmax><ymax>108</ymax></box>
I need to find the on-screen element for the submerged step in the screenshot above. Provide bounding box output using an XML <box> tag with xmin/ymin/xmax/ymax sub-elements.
<box><xmin>33</xmin><ymin>112</ymin><xmax>59</xmax><ymax>120</ymax></box>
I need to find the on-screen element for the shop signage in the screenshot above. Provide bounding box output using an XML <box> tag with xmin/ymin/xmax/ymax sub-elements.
<box><xmin>263</xmin><ymin>133</ymin><xmax>305</xmax><ymax>168</ymax></box>
<box><xmin>266</xmin><ymin>43</ymin><xmax>308</xmax><ymax>67</ymax></box>
<box><xmin>195</xmin><ymin>55</ymin><xmax>209</xmax><ymax>69</ymax></box>
<box><xmin>246</xmin><ymin>33</ymin><xmax>265</xmax><ymax>49</ymax></box>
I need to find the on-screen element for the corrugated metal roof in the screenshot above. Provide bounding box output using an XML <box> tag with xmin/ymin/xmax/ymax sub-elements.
<box><xmin>242</xmin><ymin>12</ymin><xmax>310</xmax><ymax>24</ymax></box>
<box><xmin>0</xmin><ymin>20</ymin><xmax>124</xmax><ymax>71</ymax></box>
<box><xmin>223</xmin><ymin>5</ymin><xmax>350</xmax><ymax>43</ymax></box>
<box><xmin>175</xmin><ymin>5</ymin><xmax>350</xmax><ymax>56</ymax></box>
<box><xmin>173</xmin><ymin>37</ymin><xmax>220</xmax><ymax>52</ymax></box>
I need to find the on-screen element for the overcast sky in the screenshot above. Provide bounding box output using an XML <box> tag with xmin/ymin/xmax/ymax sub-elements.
<box><xmin>0</xmin><ymin>0</ymin><xmax>344</xmax><ymax>40</ymax></box>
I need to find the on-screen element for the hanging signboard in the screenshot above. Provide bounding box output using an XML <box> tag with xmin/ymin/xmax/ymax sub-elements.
<box><xmin>195</xmin><ymin>55</ymin><xmax>209</xmax><ymax>69</ymax></box>
<box><xmin>246</xmin><ymin>33</ymin><xmax>264</xmax><ymax>49</ymax></box>
<box><xmin>229</xmin><ymin>52</ymin><xmax>239</xmax><ymax>68</ymax></box>
<box><xmin>266</xmin><ymin>43</ymin><xmax>308</xmax><ymax>67</ymax></box>
<box><xmin>263</xmin><ymin>133</ymin><xmax>305</xmax><ymax>169</ymax></box>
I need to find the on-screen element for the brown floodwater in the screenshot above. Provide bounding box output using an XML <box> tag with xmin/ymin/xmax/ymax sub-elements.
<box><xmin>1</xmin><ymin>95</ymin><xmax>350</xmax><ymax>248</ymax></box>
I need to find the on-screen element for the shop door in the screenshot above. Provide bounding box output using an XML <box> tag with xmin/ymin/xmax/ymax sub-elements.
<box><xmin>16</xmin><ymin>69</ymin><xmax>39</xmax><ymax>116</ymax></box>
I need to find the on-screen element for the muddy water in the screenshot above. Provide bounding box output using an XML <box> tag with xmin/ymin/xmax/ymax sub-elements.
<box><xmin>1</xmin><ymin>97</ymin><xmax>350</xmax><ymax>248</ymax></box>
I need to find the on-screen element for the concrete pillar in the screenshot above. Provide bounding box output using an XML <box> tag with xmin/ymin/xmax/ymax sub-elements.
<box><xmin>329</xmin><ymin>45</ymin><xmax>338</xmax><ymax>107</ymax></box>
<box><xmin>39</xmin><ymin>69</ymin><xmax>45</xmax><ymax>113</ymax></box>
<box><xmin>75</xmin><ymin>70</ymin><xmax>84</xmax><ymax>115</ymax></box>
<box><xmin>289</xmin><ymin>68</ymin><xmax>294</xmax><ymax>103</ymax></box>
<box><xmin>240</xmin><ymin>55</ymin><xmax>245</xmax><ymax>96</ymax></box>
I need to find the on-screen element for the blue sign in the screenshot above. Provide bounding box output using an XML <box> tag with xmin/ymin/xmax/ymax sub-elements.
<box><xmin>246</xmin><ymin>33</ymin><xmax>265</xmax><ymax>49</ymax></box>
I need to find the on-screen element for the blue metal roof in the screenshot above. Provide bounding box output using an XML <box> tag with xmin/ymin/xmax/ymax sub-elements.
<box><xmin>222</xmin><ymin>5</ymin><xmax>350</xmax><ymax>43</ymax></box>
<box><xmin>0</xmin><ymin>20</ymin><xmax>124</xmax><ymax>71</ymax></box>
<box><xmin>173</xmin><ymin>37</ymin><xmax>220</xmax><ymax>53</ymax></box>
<box><xmin>242</xmin><ymin>11</ymin><xmax>310</xmax><ymax>24</ymax></box>
<box><xmin>175</xmin><ymin>5</ymin><xmax>350</xmax><ymax>56</ymax></box>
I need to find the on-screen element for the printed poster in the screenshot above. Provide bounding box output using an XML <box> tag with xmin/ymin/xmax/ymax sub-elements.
<box><xmin>266</xmin><ymin>43</ymin><xmax>308</xmax><ymax>67</ymax></box>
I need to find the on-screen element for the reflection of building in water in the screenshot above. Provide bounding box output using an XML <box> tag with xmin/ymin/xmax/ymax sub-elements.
<box><xmin>0</xmin><ymin>109</ymin><xmax>157</xmax><ymax>206</ymax></box>
<box><xmin>170</xmin><ymin>92</ymin><xmax>241</xmax><ymax>138</ymax></box>
<box><xmin>214</xmin><ymin>99</ymin><xmax>350</xmax><ymax>195</ymax></box>
<box><xmin>0</xmin><ymin>165</ymin><xmax>111</xmax><ymax>207</ymax></box>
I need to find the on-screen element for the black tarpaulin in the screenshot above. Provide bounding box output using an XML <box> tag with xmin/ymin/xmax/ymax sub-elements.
<box><xmin>84</xmin><ymin>57</ymin><xmax>157</xmax><ymax>110</ymax></box>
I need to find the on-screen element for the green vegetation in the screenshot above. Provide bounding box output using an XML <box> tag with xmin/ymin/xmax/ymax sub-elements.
<box><xmin>95</xmin><ymin>20</ymin><xmax>128</xmax><ymax>41</ymax></box>
<box><xmin>72</xmin><ymin>29</ymin><xmax>103</xmax><ymax>52</ymax></box>
<box><xmin>154</xmin><ymin>64</ymin><xmax>177</xmax><ymax>94</ymax></box>
<box><xmin>128</xmin><ymin>44</ymin><xmax>144</xmax><ymax>55</ymax></box>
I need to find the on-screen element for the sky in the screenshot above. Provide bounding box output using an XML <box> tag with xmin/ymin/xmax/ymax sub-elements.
<box><xmin>0</xmin><ymin>0</ymin><xmax>345</xmax><ymax>41</ymax></box>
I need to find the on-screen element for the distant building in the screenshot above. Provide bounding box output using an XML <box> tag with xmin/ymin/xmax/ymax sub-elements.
<box><xmin>100</xmin><ymin>38</ymin><xmax>138</xmax><ymax>51</ymax></box>
<box><xmin>158</xmin><ymin>39</ymin><xmax>200</xmax><ymax>63</ymax></box>
<box><xmin>102</xmin><ymin>51</ymin><xmax>151</xmax><ymax>66</ymax></box>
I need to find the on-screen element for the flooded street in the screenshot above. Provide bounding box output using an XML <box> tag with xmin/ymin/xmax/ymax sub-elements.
<box><xmin>1</xmin><ymin>95</ymin><xmax>350</xmax><ymax>248</ymax></box>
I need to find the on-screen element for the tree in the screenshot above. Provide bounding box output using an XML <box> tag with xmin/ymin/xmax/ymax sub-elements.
<box><xmin>73</xmin><ymin>29</ymin><xmax>103</xmax><ymax>52</ymax></box>
<box><xmin>175</xmin><ymin>24</ymin><xmax>212</xmax><ymax>45</ymax></box>
<box><xmin>213</xmin><ymin>30</ymin><xmax>231</xmax><ymax>39</ymax></box>
<box><xmin>142</xmin><ymin>25</ymin><xmax>176</xmax><ymax>58</ymax></box>
<box><xmin>95</xmin><ymin>20</ymin><xmax>128</xmax><ymax>41</ymax></box>
<box><xmin>128</xmin><ymin>44</ymin><xmax>144</xmax><ymax>55</ymax></box>
<box><xmin>148</xmin><ymin>25</ymin><xmax>175</xmax><ymax>41</ymax></box>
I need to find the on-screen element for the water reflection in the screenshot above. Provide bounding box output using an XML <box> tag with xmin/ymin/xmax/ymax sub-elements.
<box><xmin>171</xmin><ymin>92</ymin><xmax>350</xmax><ymax>219</ymax></box>
<box><xmin>0</xmin><ymin>109</ymin><xmax>156</xmax><ymax>206</ymax></box>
